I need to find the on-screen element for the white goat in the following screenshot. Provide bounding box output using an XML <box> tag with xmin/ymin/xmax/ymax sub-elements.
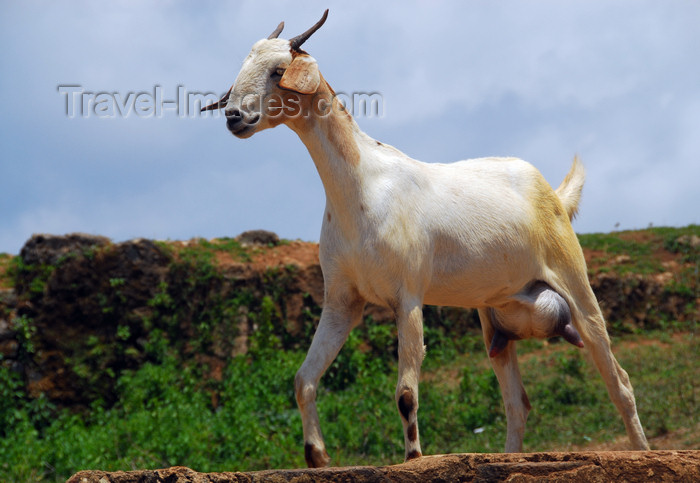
<box><xmin>203</xmin><ymin>10</ymin><xmax>649</xmax><ymax>467</ymax></box>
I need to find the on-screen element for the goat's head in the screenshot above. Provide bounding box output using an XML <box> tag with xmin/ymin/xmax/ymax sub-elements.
<box><xmin>203</xmin><ymin>10</ymin><xmax>329</xmax><ymax>138</ymax></box>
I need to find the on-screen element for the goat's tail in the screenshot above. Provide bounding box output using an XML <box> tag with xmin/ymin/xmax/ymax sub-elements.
<box><xmin>555</xmin><ymin>156</ymin><xmax>585</xmax><ymax>221</ymax></box>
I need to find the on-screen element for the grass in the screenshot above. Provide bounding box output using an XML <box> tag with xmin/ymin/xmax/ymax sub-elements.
<box><xmin>1</xmin><ymin>327</ymin><xmax>697</xmax><ymax>481</ymax></box>
<box><xmin>578</xmin><ymin>224</ymin><xmax>700</xmax><ymax>276</ymax></box>
<box><xmin>168</xmin><ymin>237</ymin><xmax>253</xmax><ymax>265</ymax></box>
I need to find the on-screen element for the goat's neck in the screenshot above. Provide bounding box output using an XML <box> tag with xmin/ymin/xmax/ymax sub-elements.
<box><xmin>287</xmin><ymin>80</ymin><xmax>369</xmax><ymax>238</ymax></box>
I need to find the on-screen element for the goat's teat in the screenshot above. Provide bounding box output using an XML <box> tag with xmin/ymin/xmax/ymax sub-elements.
<box><xmin>488</xmin><ymin>283</ymin><xmax>584</xmax><ymax>358</ymax></box>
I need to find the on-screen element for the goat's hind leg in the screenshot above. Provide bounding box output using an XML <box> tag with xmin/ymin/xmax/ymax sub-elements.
<box><xmin>479</xmin><ymin>308</ymin><xmax>530</xmax><ymax>453</ymax></box>
<box><xmin>295</xmin><ymin>293</ymin><xmax>365</xmax><ymax>467</ymax></box>
<box><xmin>571</xmin><ymin>293</ymin><xmax>650</xmax><ymax>450</ymax></box>
<box><xmin>553</xmin><ymin>263</ymin><xmax>649</xmax><ymax>450</ymax></box>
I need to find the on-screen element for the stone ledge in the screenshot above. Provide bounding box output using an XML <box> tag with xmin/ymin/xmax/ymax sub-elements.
<box><xmin>67</xmin><ymin>450</ymin><xmax>700</xmax><ymax>482</ymax></box>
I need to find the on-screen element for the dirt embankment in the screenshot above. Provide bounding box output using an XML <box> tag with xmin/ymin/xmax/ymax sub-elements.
<box><xmin>68</xmin><ymin>451</ymin><xmax>700</xmax><ymax>483</ymax></box>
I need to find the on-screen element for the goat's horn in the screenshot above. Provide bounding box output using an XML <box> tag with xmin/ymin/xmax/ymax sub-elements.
<box><xmin>200</xmin><ymin>86</ymin><xmax>232</xmax><ymax>112</ymax></box>
<box><xmin>289</xmin><ymin>9</ymin><xmax>328</xmax><ymax>51</ymax></box>
<box><xmin>268</xmin><ymin>21</ymin><xmax>284</xmax><ymax>40</ymax></box>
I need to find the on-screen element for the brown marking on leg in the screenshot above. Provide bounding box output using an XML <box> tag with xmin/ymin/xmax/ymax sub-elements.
<box><xmin>407</xmin><ymin>422</ymin><xmax>418</xmax><ymax>442</ymax></box>
<box><xmin>489</xmin><ymin>329</ymin><xmax>510</xmax><ymax>358</ymax></box>
<box><xmin>521</xmin><ymin>390</ymin><xmax>532</xmax><ymax>412</ymax></box>
<box><xmin>304</xmin><ymin>442</ymin><xmax>330</xmax><ymax>468</ymax></box>
<box><xmin>398</xmin><ymin>389</ymin><xmax>415</xmax><ymax>422</ymax></box>
<box><xmin>406</xmin><ymin>449</ymin><xmax>422</xmax><ymax>461</ymax></box>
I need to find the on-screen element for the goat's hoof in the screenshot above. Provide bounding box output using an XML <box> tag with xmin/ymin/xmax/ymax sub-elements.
<box><xmin>304</xmin><ymin>442</ymin><xmax>330</xmax><ymax>468</ymax></box>
<box><xmin>405</xmin><ymin>449</ymin><xmax>423</xmax><ymax>461</ymax></box>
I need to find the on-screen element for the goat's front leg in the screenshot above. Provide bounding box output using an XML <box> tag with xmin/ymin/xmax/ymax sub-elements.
<box><xmin>395</xmin><ymin>297</ymin><xmax>426</xmax><ymax>461</ymax></box>
<box><xmin>295</xmin><ymin>291</ymin><xmax>365</xmax><ymax>468</ymax></box>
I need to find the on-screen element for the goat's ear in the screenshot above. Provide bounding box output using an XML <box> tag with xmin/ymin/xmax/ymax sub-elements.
<box><xmin>279</xmin><ymin>55</ymin><xmax>320</xmax><ymax>95</ymax></box>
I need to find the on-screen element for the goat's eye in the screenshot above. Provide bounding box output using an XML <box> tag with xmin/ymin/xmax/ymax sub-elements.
<box><xmin>271</xmin><ymin>67</ymin><xmax>285</xmax><ymax>78</ymax></box>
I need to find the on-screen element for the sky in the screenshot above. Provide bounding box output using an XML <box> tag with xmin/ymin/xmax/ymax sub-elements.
<box><xmin>1</xmin><ymin>1</ymin><xmax>699</xmax><ymax>254</ymax></box>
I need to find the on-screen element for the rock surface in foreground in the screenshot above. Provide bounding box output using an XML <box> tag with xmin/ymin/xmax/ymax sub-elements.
<box><xmin>68</xmin><ymin>450</ymin><xmax>699</xmax><ymax>482</ymax></box>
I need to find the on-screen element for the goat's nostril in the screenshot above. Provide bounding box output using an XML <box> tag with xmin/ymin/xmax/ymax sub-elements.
<box><xmin>225</xmin><ymin>108</ymin><xmax>242</xmax><ymax>120</ymax></box>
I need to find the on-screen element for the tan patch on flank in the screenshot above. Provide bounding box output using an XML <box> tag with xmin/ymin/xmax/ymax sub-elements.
<box><xmin>528</xmin><ymin>174</ymin><xmax>582</xmax><ymax>270</ymax></box>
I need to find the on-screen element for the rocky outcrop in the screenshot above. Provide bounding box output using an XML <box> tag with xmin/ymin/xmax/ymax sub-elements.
<box><xmin>67</xmin><ymin>451</ymin><xmax>700</xmax><ymax>482</ymax></box>
<box><xmin>1</xmin><ymin>233</ymin><xmax>327</xmax><ymax>407</ymax></box>
<box><xmin>236</xmin><ymin>229</ymin><xmax>281</xmax><ymax>247</ymax></box>
<box><xmin>593</xmin><ymin>271</ymin><xmax>693</xmax><ymax>329</ymax></box>
<box><xmin>9</xmin><ymin>234</ymin><xmax>173</xmax><ymax>405</ymax></box>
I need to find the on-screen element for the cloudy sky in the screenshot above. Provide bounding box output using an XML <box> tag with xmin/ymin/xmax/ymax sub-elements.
<box><xmin>1</xmin><ymin>1</ymin><xmax>698</xmax><ymax>254</ymax></box>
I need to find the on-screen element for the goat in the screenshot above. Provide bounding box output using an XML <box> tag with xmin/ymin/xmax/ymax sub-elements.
<box><xmin>203</xmin><ymin>10</ymin><xmax>650</xmax><ymax>467</ymax></box>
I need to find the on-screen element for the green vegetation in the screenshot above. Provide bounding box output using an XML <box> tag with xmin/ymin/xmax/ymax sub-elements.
<box><xmin>0</xmin><ymin>253</ymin><xmax>14</xmax><ymax>289</ymax></box>
<box><xmin>172</xmin><ymin>237</ymin><xmax>253</xmax><ymax>264</ymax></box>
<box><xmin>0</xmin><ymin>227</ymin><xmax>697</xmax><ymax>481</ymax></box>
<box><xmin>2</xmin><ymin>328</ymin><xmax>697</xmax><ymax>481</ymax></box>
<box><xmin>578</xmin><ymin>224</ymin><xmax>700</xmax><ymax>276</ymax></box>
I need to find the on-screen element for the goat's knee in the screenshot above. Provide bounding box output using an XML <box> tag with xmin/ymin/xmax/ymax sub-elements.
<box><xmin>294</xmin><ymin>369</ymin><xmax>315</xmax><ymax>407</ymax></box>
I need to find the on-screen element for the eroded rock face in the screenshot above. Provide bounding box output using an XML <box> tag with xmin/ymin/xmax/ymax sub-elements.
<box><xmin>3</xmin><ymin>233</ymin><xmax>328</xmax><ymax>407</ymax></box>
<box><xmin>66</xmin><ymin>451</ymin><xmax>700</xmax><ymax>483</ymax></box>
<box><xmin>13</xmin><ymin>235</ymin><xmax>173</xmax><ymax>405</ymax></box>
<box><xmin>592</xmin><ymin>271</ymin><xmax>694</xmax><ymax>329</ymax></box>
<box><xmin>19</xmin><ymin>233</ymin><xmax>111</xmax><ymax>266</ymax></box>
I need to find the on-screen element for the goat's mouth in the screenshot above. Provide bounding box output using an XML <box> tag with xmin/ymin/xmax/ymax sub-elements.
<box><xmin>226</xmin><ymin>115</ymin><xmax>260</xmax><ymax>138</ymax></box>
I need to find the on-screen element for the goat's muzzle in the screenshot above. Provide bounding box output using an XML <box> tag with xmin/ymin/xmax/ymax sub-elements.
<box><xmin>226</xmin><ymin>108</ymin><xmax>260</xmax><ymax>138</ymax></box>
